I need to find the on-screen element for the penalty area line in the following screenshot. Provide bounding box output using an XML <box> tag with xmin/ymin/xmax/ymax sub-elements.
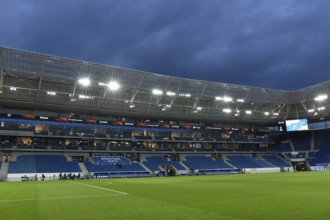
<box><xmin>69</xmin><ymin>181</ymin><xmax>128</xmax><ymax>195</ymax></box>
<box><xmin>0</xmin><ymin>194</ymin><xmax>118</xmax><ymax>203</ymax></box>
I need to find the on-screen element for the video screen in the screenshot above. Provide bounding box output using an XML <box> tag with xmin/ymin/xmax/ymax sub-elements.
<box><xmin>285</xmin><ymin>119</ymin><xmax>308</xmax><ymax>132</ymax></box>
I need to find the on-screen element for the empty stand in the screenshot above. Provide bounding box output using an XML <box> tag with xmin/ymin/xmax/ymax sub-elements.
<box><xmin>262</xmin><ymin>155</ymin><xmax>290</xmax><ymax>167</ymax></box>
<box><xmin>226</xmin><ymin>155</ymin><xmax>274</xmax><ymax>169</ymax></box>
<box><xmin>8</xmin><ymin>155</ymin><xmax>81</xmax><ymax>173</ymax></box>
<box><xmin>84</xmin><ymin>155</ymin><xmax>148</xmax><ymax>174</ymax></box>
<box><xmin>183</xmin><ymin>156</ymin><xmax>233</xmax><ymax>170</ymax></box>
<box><xmin>143</xmin><ymin>156</ymin><xmax>186</xmax><ymax>172</ymax></box>
<box><xmin>308</xmin><ymin>130</ymin><xmax>330</xmax><ymax>165</ymax></box>
<box><xmin>289</xmin><ymin>132</ymin><xmax>312</xmax><ymax>151</ymax></box>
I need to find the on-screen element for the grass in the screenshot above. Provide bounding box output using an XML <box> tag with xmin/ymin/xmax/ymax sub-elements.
<box><xmin>1</xmin><ymin>172</ymin><xmax>330</xmax><ymax>220</ymax></box>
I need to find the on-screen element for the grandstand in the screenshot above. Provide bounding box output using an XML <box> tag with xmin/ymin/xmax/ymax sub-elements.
<box><xmin>1</xmin><ymin>46</ymin><xmax>330</xmax><ymax>181</ymax></box>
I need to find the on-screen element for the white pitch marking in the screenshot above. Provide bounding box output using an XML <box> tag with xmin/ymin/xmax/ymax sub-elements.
<box><xmin>0</xmin><ymin>194</ymin><xmax>117</xmax><ymax>203</ymax></box>
<box><xmin>69</xmin><ymin>181</ymin><xmax>128</xmax><ymax>195</ymax></box>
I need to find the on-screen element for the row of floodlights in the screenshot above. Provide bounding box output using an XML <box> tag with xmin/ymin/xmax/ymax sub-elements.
<box><xmin>314</xmin><ymin>94</ymin><xmax>328</xmax><ymax>102</ymax></box>
<box><xmin>308</xmin><ymin>107</ymin><xmax>326</xmax><ymax>112</ymax></box>
<box><xmin>215</xmin><ymin>96</ymin><xmax>244</xmax><ymax>102</ymax></box>
<box><xmin>308</xmin><ymin>94</ymin><xmax>328</xmax><ymax>113</ymax></box>
<box><xmin>152</xmin><ymin>89</ymin><xmax>191</xmax><ymax>97</ymax></box>
<box><xmin>78</xmin><ymin>78</ymin><xmax>121</xmax><ymax>91</ymax></box>
<box><xmin>8</xmin><ymin>81</ymin><xmax>329</xmax><ymax>104</ymax></box>
<box><xmin>222</xmin><ymin>109</ymin><xmax>279</xmax><ymax>117</ymax></box>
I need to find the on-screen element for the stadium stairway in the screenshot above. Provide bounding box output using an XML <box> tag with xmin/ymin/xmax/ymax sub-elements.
<box><xmin>78</xmin><ymin>162</ymin><xmax>89</xmax><ymax>175</ymax></box>
<box><xmin>179</xmin><ymin>161</ymin><xmax>189</xmax><ymax>170</ymax></box>
<box><xmin>139</xmin><ymin>162</ymin><xmax>152</xmax><ymax>174</ymax></box>
<box><xmin>0</xmin><ymin>160</ymin><xmax>9</xmax><ymax>181</ymax></box>
<box><xmin>288</xmin><ymin>139</ymin><xmax>295</xmax><ymax>152</ymax></box>
<box><xmin>311</xmin><ymin>132</ymin><xmax>315</xmax><ymax>151</ymax></box>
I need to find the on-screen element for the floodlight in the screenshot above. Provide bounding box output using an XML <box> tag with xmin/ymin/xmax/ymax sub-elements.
<box><xmin>47</xmin><ymin>91</ymin><xmax>56</xmax><ymax>96</ymax></box>
<box><xmin>79</xmin><ymin>94</ymin><xmax>93</xmax><ymax>99</ymax></box>
<box><xmin>318</xmin><ymin>107</ymin><xmax>325</xmax><ymax>111</ymax></box>
<box><xmin>152</xmin><ymin>89</ymin><xmax>163</xmax><ymax>95</ymax></box>
<box><xmin>273</xmin><ymin>112</ymin><xmax>279</xmax><ymax>116</ymax></box>
<box><xmin>10</xmin><ymin>87</ymin><xmax>17</xmax><ymax>91</ymax></box>
<box><xmin>223</xmin><ymin>108</ymin><xmax>232</xmax><ymax>113</ymax></box>
<box><xmin>108</xmin><ymin>81</ymin><xmax>120</xmax><ymax>91</ymax></box>
<box><xmin>215</xmin><ymin>97</ymin><xmax>223</xmax><ymax>101</ymax></box>
<box><xmin>78</xmin><ymin>78</ymin><xmax>91</xmax><ymax>87</ymax></box>
<box><xmin>223</xmin><ymin>96</ymin><xmax>233</xmax><ymax>102</ymax></box>
<box><xmin>166</xmin><ymin>91</ymin><xmax>176</xmax><ymax>96</ymax></box>
<box><xmin>237</xmin><ymin>99</ymin><xmax>244</xmax><ymax>102</ymax></box>
<box><xmin>307</xmin><ymin>109</ymin><xmax>315</xmax><ymax>113</ymax></box>
<box><xmin>264</xmin><ymin>112</ymin><xmax>269</xmax><ymax>116</ymax></box>
<box><xmin>179</xmin><ymin>93</ymin><xmax>191</xmax><ymax>97</ymax></box>
<box><xmin>196</xmin><ymin>107</ymin><xmax>202</xmax><ymax>111</ymax></box>
<box><xmin>245</xmin><ymin>110</ymin><xmax>252</xmax><ymax>114</ymax></box>
<box><xmin>314</xmin><ymin>95</ymin><xmax>328</xmax><ymax>101</ymax></box>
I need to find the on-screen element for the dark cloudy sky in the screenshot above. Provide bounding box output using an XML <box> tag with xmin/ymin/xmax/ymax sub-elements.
<box><xmin>1</xmin><ymin>0</ymin><xmax>329</xmax><ymax>90</ymax></box>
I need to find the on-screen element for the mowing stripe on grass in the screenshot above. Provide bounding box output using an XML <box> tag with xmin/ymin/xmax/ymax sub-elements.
<box><xmin>69</xmin><ymin>181</ymin><xmax>128</xmax><ymax>195</ymax></box>
<box><xmin>0</xmin><ymin>194</ymin><xmax>119</xmax><ymax>203</ymax></box>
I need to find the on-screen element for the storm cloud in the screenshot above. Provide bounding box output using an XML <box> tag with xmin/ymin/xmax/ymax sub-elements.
<box><xmin>1</xmin><ymin>0</ymin><xmax>330</xmax><ymax>90</ymax></box>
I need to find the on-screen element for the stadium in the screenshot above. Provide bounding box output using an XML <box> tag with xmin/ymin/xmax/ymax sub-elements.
<box><xmin>1</xmin><ymin>46</ymin><xmax>330</xmax><ymax>219</ymax></box>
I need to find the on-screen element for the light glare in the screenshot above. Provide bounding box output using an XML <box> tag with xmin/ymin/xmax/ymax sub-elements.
<box><xmin>152</xmin><ymin>89</ymin><xmax>163</xmax><ymax>95</ymax></box>
<box><xmin>223</xmin><ymin>108</ymin><xmax>232</xmax><ymax>113</ymax></box>
<box><xmin>78</xmin><ymin>78</ymin><xmax>91</xmax><ymax>87</ymax></box>
<box><xmin>315</xmin><ymin>95</ymin><xmax>328</xmax><ymax>101</ymax></box>
<box><xmin>166</xmin><ymin>91</ymin><xmax>176</xmax><ymax>96</ymax></box>
<box><xmin>108</xmin><ymin>81</ymin><xmax>120</xmax><ymax>91</ymax></box>
<box><xmin>223</xmin><ymin>96</ymin><xmax>233</xmax><ymax>102</ymax></box>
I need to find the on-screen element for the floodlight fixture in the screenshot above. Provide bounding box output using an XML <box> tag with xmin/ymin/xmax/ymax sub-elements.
<box><xmin>315</xmin><ymin>94</ymin><xmax>328</xmax><ymax>101</ymax></box>
<box><xmin>179</xmin><ymin>93</ymin><xmax>191</xmax><ymax>97</ymax></box>
<box><xmin>166</xmin><ymin>91</ymin><xmax>176</xmax><ymax>96</ymax></box>
<box><xmin>223</xmin><ymin>108</ymin><xmax>232</xmax><ymax>113</ymax></box>
<box><xmin>47</xmin><ymin>91</ymin><xmax>56</xmax><ymax>96</ymax></box>
<box><xmin>78</xmin><ymin>78</ymin><xmax>91</xmax><ymax>87</ymax></box>
<box><xmin>196</xmin><ymin>107</ymin><xmax>202</xmax><ymax>111</ymax></box>
<box><xmin>237</xmin><ymin>99</ymin><xmax>244</xmax><ymax>102</ymax></box>
<box><xmin>215</xmin><ymin>96</ymin><xmax>223</xmax><ymax>101</ymax></box>
<box><xmin>307</xmin><ymin>109</ymin><xmax>315</xmax><ymax>113</ymax></box>
<box><xmin>79</xmin><ymin>94</ymin><xmax>94</xmax><ymax>99</ymax></box>
<box><xmin>223</xmin><ymin>96</ymin><xmax>233</xmax><ymax>102</ymax></box>
<box><xmin>108</xmin><ymin>81</ymin><xmax>120</xmax><ymax>91</ymax></box>
<box><xmin>273</xmin><ymin>112</ymin><xmax>279</xmax><ymax>116</ymax></box>
<box><xmin>10</xmin><ymin>87</ymin><xmax>17</xmax><ymax>91</ymax></box>
<box><xmin>152</xmin><ymin>89</ymin><xmax>163</xmax><ymax>95</ymax></box>
<box><xmin>264</xmin><ymin>112</ymin><xmax>269</xmax><ymax>116</ymax></box>
<box><xmin>245</xmin><ymin>110</ymin><xmax>252</xmax><ymax>114</ymax></box>
<box><xmin>318</xmin><ymin>106</ymin><xmax>325</xmax><ymax>111</ymax></box>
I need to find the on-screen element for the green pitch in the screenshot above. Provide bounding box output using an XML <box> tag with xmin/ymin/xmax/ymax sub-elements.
<box><xmin>1</xmin><ymin>172</ymin><xmax>330</xmax><ymax>220</ymax></box>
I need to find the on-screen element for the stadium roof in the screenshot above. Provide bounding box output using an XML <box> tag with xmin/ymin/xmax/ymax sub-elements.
<box><xmin>0</xmin><ymin>46</ymin><xmax>329</xmax><ymax>125</ymax></box>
